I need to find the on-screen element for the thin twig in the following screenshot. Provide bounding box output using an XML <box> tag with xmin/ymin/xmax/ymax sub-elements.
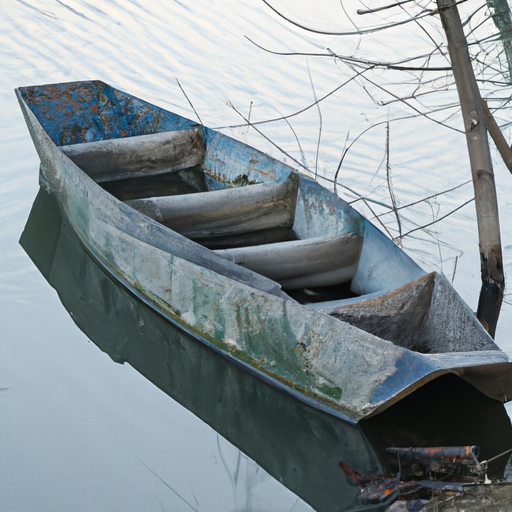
<box><xmin>333</xmin><ymin>122</ymin><xmax>384</xmax><ymax>190</ymax></box>
<box><xmin>359</xmin><ymin>74</ymin><xmax>465</xmax><ymax>133</ymax></box>
<box><xmin>375</xmin><ymin>179</ymin><xmax>472</xmax><ymax>216</ymax></box>
<box><xmin>333</xmin><ymin>178</ymin><xmax>394</xmax><ymax>209</ymax></box>
<box><xmin>279</xmin><ymin>109</ymin><xmax>309</xmax><ymax>169</ymax></box>
<box><xmin>398</xmin><ymin>197</ymin><xmax>474</xmax><ymax>240</ymax></box>
<box><xmin>176</xmin><ymin>78</ymin><xmax>203</xmax><ymax>125</ymax></box>
<box><xmin>246</xmin><ymin>37</ymin><xmax>452</xmax><ymax>72</ymax></box>
<box><xmin>216</xmin><ymin>67</ymin><xmax>371</xmax><ymax>130</ymax></box>
<box><xmin>402</xmin><ymin>2</ymin><xmax>452</xmax><ymax>67</ymax></box>
<box><xmin>261</xmin><ymin>0</ymin><xmax>438</xmax><ymax>36</ymax></box>
<box><xmin>380</xmin><ymin>92</ymin><xmax>456</xmax><ymax>108</ymax></box>
<box><xmin>361</xmin><ymin>196</ymin><xmax>397</xmax><ymax>239</ymax></box>
<box><xmin>428</xmin><ymin>199</ymin><xmax>444</xmax><ymax>272</ymax></box>
<box><xmin>333</xmin><ymin>131</ymin><xmax>350</xmax><ymax>195</ymax></box>
<box><xmin>452</xmin><ymin>254</ymin><xmax>459</xmax><ymax>283</ymax></box>
<box><xmin>339</xmin><ymin>0</ymin><xmax>361</xmax><ymax>32</ymax></box>
<box><xmin>227</xmin><ymin>102</ymin><xmax>308</xmax><ymax>171</ymax></box>
<box><xmin>357</xmin><ymin>0</ymin><xmax>415</xmax><ymax>15</ymax></box>
<box><xmin>385</xmin><ymin>122</ymin><xmax>403</xmax><ymax>241</ymax></box>
<box><xmin>246</xmin><ymin>101</ymin><xmax>253</xmax><ymax>138</ymax></box>
<box><xmin>306</xmin><ymin>59</ymin><xmax>322</xmax><ymax>177</ymax></box>
<box><xmin>328</xmin><ymin>119</ymin><xmax>468</xmax><ymax>209</ymax></box>
<box><xmin>379</xmin><ymin>86</ymin><xmax>454</xmax><ymax>106</ymax></box>
<box><xmin>481</xmin><ymin>446</ymin><xmax>512</xmax><ymax>466</ymax></box>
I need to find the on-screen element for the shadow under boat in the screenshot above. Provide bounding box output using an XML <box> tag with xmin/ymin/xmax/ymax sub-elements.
<box><xmin>21</xmin><ymin>187</ymin><xmax>512</xmax><ymax>512</ymax></box>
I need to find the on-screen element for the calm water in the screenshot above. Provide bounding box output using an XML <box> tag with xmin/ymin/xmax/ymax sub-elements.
<box><xmin>3</xmin><ymin>1</ymin><xmax>512</xmax><ymax>510</ymax></box>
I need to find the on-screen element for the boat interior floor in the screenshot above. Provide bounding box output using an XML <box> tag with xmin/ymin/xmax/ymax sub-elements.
<box><xmin>67</xmin><ymin>123</ymin><xmax>492</xmax><ymax>356</ymax></box>
<box><xmin>101</xmin><ymin>165</ymin><xmax>209</xmax><ymax>200</ymax></box>
<box><xmin>109</xmin><ymin>167</ymin><xmax>364</xmax><ymax>293</ymax></box>
<box><xmin>103</xmin><ymin>171</ymin><xmax>357</xmax><ymax>303</ymax></box>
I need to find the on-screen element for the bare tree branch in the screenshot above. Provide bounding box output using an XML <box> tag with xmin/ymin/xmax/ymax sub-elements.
<box><xmin>227</xmin><ymin>102</ymin><xmax>308</xmax><ymax>171</ymax></box>
<box><xmin>216</xmin><ymin>67</ymin><xmax>372</xmax><ymax>130</ymax></box>
<box><xmin>246</xmin><ymin>36</ymin><xmax>452</xmax><ymax>71</ymax></box>
<box><xmin>398</xmin><ymin>197</ymin><xmax>474</xmax><ymax>239</ymax></box>
<box><xmin>359</xmin><ymin>73</ymin><xmax>465</xmax><ymax>132</ymax></box>
<box><xmin>357</xmin><ymin>0</ymin><xmax>415</xmax><ymax>15</ymax></box>
<box><xmin>376</xmin><ymin>179</ymin><xmax>472</xmax><ymax>217</ymax></box>
<box><xmin>262</xmin><ymin>0</ymin><xmax>440</xmax><ymax>36</ymax></box>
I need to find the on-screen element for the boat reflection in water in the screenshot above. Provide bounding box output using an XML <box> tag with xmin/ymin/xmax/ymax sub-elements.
<box><xmin>21</xmin><ymin>188</ymin><xmax>512</xmax><ymax>512</ymax></box>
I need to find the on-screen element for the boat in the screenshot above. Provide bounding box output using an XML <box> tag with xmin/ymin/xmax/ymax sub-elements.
<box><xmin>16</xmin><ymin>80</ymin><xmax>512</xmax><ymax>511</ymax></box>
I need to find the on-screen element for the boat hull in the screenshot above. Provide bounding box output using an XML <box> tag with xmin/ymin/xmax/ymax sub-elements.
<box><xmin>17</xmin><ymin>82</ymin><xmax>512</xmax><ymax>424</ymax></box>
<box><xmin>21</xmin><ymin>188</ymin><xmax>388</xmax><ymax>512</ymax></box>
<box><xmin>22</xmin><ymin>186</ymin><xmax>512</xmax><ymax>511</ymax></box>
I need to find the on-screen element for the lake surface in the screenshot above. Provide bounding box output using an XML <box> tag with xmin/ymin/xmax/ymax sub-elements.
<box><xmin>3</xmin><ymin>1</ymin><xmax>512</xmax><ymax>510</ymax></box>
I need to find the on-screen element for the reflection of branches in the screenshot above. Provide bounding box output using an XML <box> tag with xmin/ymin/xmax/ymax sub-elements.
<box><xmin>216</xmin><ymin>436</ymin><xmax>242</xmax><ymax>508</ymax></box>
<box><xmin>262</xmin><ymin>0</ymin><xmax>438</xmax><ymax>36</ymax></box>
<box><xmin>136</xmin><ymin>456</ymin><xmax>199</xmax><ymax>511</ymax></box>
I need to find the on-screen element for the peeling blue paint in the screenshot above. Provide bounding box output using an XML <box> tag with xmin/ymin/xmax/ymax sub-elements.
<box><xmin>18</xmin><ymin>80</ymin><xmax>199</xmax><ymax>146</ymax></box>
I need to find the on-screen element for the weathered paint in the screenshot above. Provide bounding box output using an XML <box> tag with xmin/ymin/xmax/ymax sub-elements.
<box><xmin>321</xmin><ymin>272</ymin><xmax>499</xmax><ymax>355</ymax></box>
<box><xmin>126</xmin><ymin>173</ymin><xmax>299</xmax><ymax>239</ymax></box>
<box><xmin>61</xmin><ymin>128</ymin><xmax>206</xmax><ymax>182</ymax></box>
<box><xmin>15</xmin><ymin>81</ymin><xmax>512</xmax><ymax>426</ymax></box>
<box><xmin>293</xmin><ymin>176</ymin><xmax>364</xmax><ymax>239</ymax></box>
<box><xmin>203</xmin><ymin>127</ymin><xmax>292</xmax><ymax>185</ymax></box>
<box><xmin>17</xmin><ymin>81</ymin><xmax>199</xmax><ymax>145</ymax></box>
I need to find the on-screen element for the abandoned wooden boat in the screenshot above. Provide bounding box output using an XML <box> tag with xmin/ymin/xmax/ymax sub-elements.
<box><xmin>20</xmin><ymin>188</ymin><xmax>512</xmax><ymax>512</ymax></box>
<box><xmin>16</xmin><ymin>81</ymin><xmax>512</xmax><ymax>509</ymax></box>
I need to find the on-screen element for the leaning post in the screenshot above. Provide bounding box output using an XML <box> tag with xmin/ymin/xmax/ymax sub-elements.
<box><xmin>436</xmin><ymin>0</ymin><xmax>504</xmax><ymax>337</ymax></box>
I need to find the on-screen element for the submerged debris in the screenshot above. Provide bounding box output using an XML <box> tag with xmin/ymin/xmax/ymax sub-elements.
<box><xmin>340</xmin><ymin>446</ymin><xmax>512</xmax><ymax>511</ymax></box>
<box><xmin>422</xmin><ymin>482</ymin><xmax>512</xmax><ymax>511</ymax></box>
<box><xmin>385</xmin><ymin>446</ymin><xmax>482</xmax><ymax>480</ymax></box>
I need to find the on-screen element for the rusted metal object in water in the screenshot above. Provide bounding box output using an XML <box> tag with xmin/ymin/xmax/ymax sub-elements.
<box><xmin>386</xmin><ymin>446</ymin><xmax>481</xmax><ymax>478</ymax></box>
<box><xmin>342</xmin><ymin>446</ymin><xmax>512</xmax><ymax>510</ymax></box>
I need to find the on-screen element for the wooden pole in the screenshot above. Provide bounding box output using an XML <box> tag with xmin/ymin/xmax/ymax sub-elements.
<box><xmin>437</xmin><ymin>0</ymin><xmax>504</xmax><ymax>337</ymax></box>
